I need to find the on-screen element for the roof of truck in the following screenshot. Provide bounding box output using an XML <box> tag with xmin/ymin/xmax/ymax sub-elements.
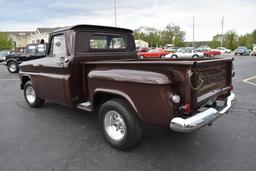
<box><xmin>51</xmin><ymin>24</ymin><xmax>133</xmax><ymax>34</ymax></box>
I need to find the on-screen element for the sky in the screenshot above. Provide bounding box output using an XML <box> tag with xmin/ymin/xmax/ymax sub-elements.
<box><xmin>0</xmin><ymin>0</ymin><xmax>255</xmax><ymax>41</ymax></box>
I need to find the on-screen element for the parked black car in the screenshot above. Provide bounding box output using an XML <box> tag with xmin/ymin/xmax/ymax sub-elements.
<box><xmin>5</xmin><ymin>43</ymin><xmax>47</xmax><ymax>73</ymax></box>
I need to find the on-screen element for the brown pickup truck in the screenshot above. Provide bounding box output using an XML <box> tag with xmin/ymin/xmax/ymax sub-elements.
<box><xmin>19</xmin><ymin>25</ymin><xmax>235</xmax><ymax>150</ymax></box>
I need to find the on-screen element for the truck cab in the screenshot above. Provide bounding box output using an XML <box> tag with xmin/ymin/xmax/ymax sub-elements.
<box><xmin>19</xmin><ymin>25</ymin><xmax>235</xmax><ymax>150</ymax></box>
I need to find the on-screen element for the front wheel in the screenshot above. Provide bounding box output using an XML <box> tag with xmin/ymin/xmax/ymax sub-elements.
<box><xmin>139</xmin><ymin>55</ymin><xmax>144</xmax><ymax>59</ymax></box>
<box><xmin>192</xmin><ymin>55</ymin><xmax>199</xmax><ymax>58</ymax></box>
<box><xmin>7</xmin><ymin>61</ymin><xmax>19</xmax><ymax>73</ymax></box>
<box><xmin>99</xmin><ymin>98</ymin><xmax>143</xmax><ymax>150</ymax></box>
<box><xmin>160</xmin><ymin>54</ymin><xmax>165</xmax><ymax>59</ymax></box>
<box><xmin>24</xmin><ymin>81</ymin><xmax>45</xmax><ymax>108</ymax></box>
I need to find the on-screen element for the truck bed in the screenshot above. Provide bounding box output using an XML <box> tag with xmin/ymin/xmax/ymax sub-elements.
<box><xmin>82</xmin><ymin>57</ymin><xmax>233</xmax><ymax>112</ymax></box>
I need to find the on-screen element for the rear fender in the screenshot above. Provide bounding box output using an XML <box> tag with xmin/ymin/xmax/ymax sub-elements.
<box><xmin>88</xmin><ymin>69</ymin><xmax>172</xmax><ymax>85</ymax></box>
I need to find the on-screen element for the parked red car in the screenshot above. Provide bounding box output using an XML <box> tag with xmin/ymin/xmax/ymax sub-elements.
<box><xmin>196</xmin><ymin>48</ymin><xmax>221</xmax><ymax>57</ymax></box>
<box><xmin>137</xmin><ymin>48</ymin><xmax>170</xmax><ymax>58</ymax></box>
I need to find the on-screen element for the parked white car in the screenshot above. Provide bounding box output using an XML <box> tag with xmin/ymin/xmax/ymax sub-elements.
<box><xmin>165</xmin><ymin>48</ymin><xmax>204</xmax><ymax>58</ymax></box>
<box><xmin>216</xmin><ymin>47</ymin><xmax>231</xmax><ymax>54</ymax></box>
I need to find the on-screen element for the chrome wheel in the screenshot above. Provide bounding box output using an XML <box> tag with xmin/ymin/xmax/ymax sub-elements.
<box><xmin>9</xmin><ymin>63</ymin><xmax>17</xmax><ymax>72</ymax></box>
<box><xmin>25</xmin><ymin>86</ymin><xmax>36</xmax><ymax>104</ymax></box>
<box><xmin>104</xmin><ymin>110</ymin><xmax>127</xmax><ymax>141</ymax></box>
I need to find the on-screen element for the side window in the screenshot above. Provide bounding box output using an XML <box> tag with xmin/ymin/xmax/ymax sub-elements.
<box><xmin>37</xmin><ymin>44</ymin><xmax>46</xmax><ymax>55</ymax></box>
<box><xmin>49</xmin><ymin>35</ymin><xmax>66</xmax><ymax>57</ymax></box>
<box><xmin>27</xmin><ymin>45</ymin><xmax>36</xmax><ymax>55</ymax></box>
<box><xmin>90</xmin><ymin>35</ymin><xmax>126</xmax><ymax>50</ymax></box>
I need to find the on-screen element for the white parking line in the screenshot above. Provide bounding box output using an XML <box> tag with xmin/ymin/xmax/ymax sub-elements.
<box><xmin>243</xmin><ymin>75</ymin><xmax>256</xmax><ymax>86</ymax></box>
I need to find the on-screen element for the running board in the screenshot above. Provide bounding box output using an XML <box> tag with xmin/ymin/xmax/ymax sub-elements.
<box><xmin>77</xmin><ymin>102</ymin><xmax>92</xmax><ymax>112</ymax></box>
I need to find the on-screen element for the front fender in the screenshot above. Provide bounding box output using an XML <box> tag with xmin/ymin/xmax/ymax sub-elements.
<box><xmin>6</xmin><ymin>58</ymin><xmax>18</xmax><ymax>64</ymax></box>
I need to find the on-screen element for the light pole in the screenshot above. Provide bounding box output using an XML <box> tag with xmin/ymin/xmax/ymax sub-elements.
<box><xmin>193</xmin><ymin>16</ymin><xmax>195</xmax><ymax>48</ymax></box>
<box><xmin>221</xmin><ymin>16</ymin><xmax>224</xmax><ymax>47</ymax></box>
<box><xmin>114</xmin><ymin>0</ymin><xmax>117</xmax><ymax>27</ymax></box>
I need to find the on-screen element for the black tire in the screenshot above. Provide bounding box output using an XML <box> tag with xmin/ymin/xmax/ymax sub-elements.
<box><xmin>139</xmin><ymin>55</ymin><xmax>144</xmax><ymax>59</ymax></box>
<box><xmin>7</xmin><ymin>61</ymin><xmax>19</xmax><ymax>73</ymax></box>
<box><xmin>99</xmin><ymin>98</ymin><xmax>143</xmax><ymax>150</ymax></box>
<box><xmin>234</xmin><ymin>53</ymin><xmax>237</xmax><ymax>56</ymax></box>
<box><xmin>171</xmin><ymin>55</ymin><xmax>178</xmax><ymax>58</ymax></box>
<box><xmin>192</xmin><ymin>55</ymin><xmax>199</xmax><ymax>58</ymax></box>
<box><xmin>160</xmin><ymin>54</ymin><xmax>165</xmax><ymax>59</ymax></box>
<box><xmin>24</xmin><ymin>81</ymin><xmax>45</xmax><ymax>108</ymax></box>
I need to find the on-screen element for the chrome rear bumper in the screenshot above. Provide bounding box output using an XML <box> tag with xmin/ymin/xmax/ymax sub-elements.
<box><xmin>170</xmin><ymin>92</ymin><xmax>235</xmax><ymax>132</ymax></box>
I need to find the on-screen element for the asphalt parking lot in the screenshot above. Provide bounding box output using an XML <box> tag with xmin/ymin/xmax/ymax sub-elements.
<box><xmin>0</xmin><ymin>55</ymin><xmax>256</xmax><ymax>171</ymax></box>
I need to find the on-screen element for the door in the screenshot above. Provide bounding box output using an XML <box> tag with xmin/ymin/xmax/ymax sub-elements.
<box><xmin>36</xmin><ymin>34</ymin><xmax>72</xmax><ymax>105</ymax></box>
<box><xmin>184</xmin><ymin>49</ymin><xmax>192</xmax><ymax>57</ymax></box>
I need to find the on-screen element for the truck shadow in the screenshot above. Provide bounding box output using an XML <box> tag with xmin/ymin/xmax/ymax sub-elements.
<box><xmin>41</xmin><ymin>102</ymin><xmax>218</xmax><ymax>155</ymax></box>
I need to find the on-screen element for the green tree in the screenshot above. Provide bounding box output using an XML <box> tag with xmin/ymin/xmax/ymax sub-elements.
<box><xmin>160</xmin><ymin>24</ymin><xmax>185</xmax><ymax>46</ymax></box>
<box><xmin>224</xmin><ymin>30</ymin><xmax>238</xmax><ymax>50</ymax></box>
<box><xmin>0</xmin><ymin>32</ymin><xmax>13</xmax><ymax>50</ymax></box>
<box><xmin>208</xmin><ymin>34</ymin><xmax>221</xmax><ymax>48</ymax></box>
<box><xmin>252</xmin><ymin>29</ymin><xmax>256</xmax><ymax>44</ymax></box>
<box><xmin>238</xmin><ymin>33</ymin><xmax>252</xmax><ymax>49</ymax></box>
<box><xmin>133</xmin><ymin>25</ymin><xmax>185</xmax><ymax>47</ymax></box>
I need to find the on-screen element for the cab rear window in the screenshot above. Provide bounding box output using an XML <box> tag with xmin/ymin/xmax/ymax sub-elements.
<box><xmin>90</xmin><ymin>35</ymin><xmax>126</xmax><ymax>50</ymax></box>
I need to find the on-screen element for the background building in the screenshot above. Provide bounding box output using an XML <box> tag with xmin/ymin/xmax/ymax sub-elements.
<box><xmin>5</xmin><ymin>32</ymin><xmax>34</xmax><ymax>51</ymax></box>
<box><xmin>135</xmin><ymin>39</ymin><xmax>149</xmax><ymax>48</ymax></box>
<box><xmin>1</xmin><ymin>27</ymin><xmax>59</xmax><ymax>52</ymax></box>
<box><xmin>31</xmin><ymin>27</ymin><xmax>59</xmax><ymax>44</ymax></box>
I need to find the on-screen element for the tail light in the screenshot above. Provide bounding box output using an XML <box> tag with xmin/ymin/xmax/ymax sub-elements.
<box><xmin>180</xmin><ymin>103</ymin><xmax>191</xmax><ymax>114</ymax></box>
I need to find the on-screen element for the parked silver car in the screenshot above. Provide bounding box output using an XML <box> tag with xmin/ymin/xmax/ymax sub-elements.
<box><xmin>234</xmin><ymin>46</ymin><xmax>251</xmax><ymax>56</ymax></box>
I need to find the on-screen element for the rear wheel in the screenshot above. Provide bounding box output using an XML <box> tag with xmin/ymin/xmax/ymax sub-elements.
<box><xmin>24</xmin><ymin>81</ymin><xmax>45</xmax><ymax>108</ymax></box>
<box><xmin>7</xmin><ymin>61</ymin><xmax>19</xmax><ymax>73</ymax></box>
<box><xmin>171</xmin><ymin>55</ymin><xmax>178</xmax><ymax>58</ymax></box>
<box><xmin>99</xmin><ymin>98</ymin><xmax>143</xmax><ymax>150</ymax></box>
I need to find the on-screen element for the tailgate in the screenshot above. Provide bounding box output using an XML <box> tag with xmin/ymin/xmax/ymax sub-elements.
<box><xmin>190</xmin><ymin>58</ymin><xmax>233</xmax><ymax>107</ymax></box>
